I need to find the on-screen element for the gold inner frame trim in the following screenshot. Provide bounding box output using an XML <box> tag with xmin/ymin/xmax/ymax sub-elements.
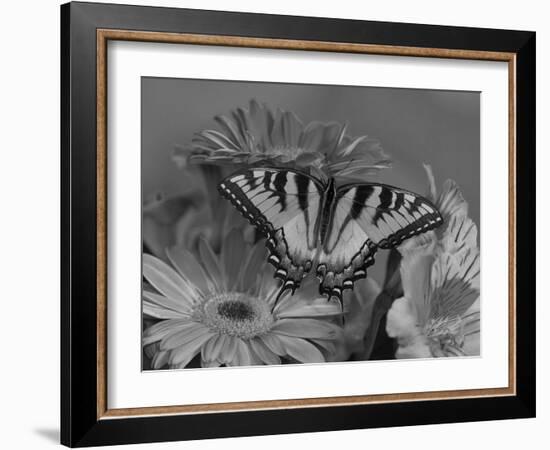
<box><xmin>96</xmin><ymin>28</ymin><xmax>517</xmax><ymax>420</ymax></box>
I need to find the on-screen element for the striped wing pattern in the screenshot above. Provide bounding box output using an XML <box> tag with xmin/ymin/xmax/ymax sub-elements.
<box><xmin>317</xmin><ymin>184</ymin><xmax>443</xmax><ymax>301</ymax></box>
<box><xmin>219</xmin><ymin>168</ymin><xmax>443</xmax><ymax>307</ymax></box>
<box><xmin>218</xmin><ymin>168</ymin><xmax>323</xmax><ymax>294</ymax></box>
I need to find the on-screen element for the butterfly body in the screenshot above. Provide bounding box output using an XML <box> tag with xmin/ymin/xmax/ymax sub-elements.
<box><xmin>318</xmin><ymin>177</ymin><xmax>337</xmax><ymax>245</ymax></box>
<box><xmin>219</xmin><ymin>167</ymin><xmax>443</xmax><ymax>307</ymax></box>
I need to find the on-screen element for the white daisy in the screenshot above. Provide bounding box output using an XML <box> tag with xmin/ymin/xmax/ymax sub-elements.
<box><xmin>143</xmin><ymin>229</ymin><xmax>343</xmax><ymax>369</ymax></box>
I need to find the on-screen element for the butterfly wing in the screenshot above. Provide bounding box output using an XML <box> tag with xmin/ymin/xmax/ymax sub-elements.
<box><xmin>317</xmin><ymin>183</ymin><xmax>443</xmax><ymax>302</ymax></box>
<box><xmin>218</xmin><ymin>168</ymin><xmax>323</xmax><ymax>294</ymax></box>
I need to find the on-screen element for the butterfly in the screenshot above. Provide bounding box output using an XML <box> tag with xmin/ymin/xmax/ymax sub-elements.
<box><xmin>218</xmin><ymin>167</ymin><xmax>443</xmax><ymax>307</ymax></box>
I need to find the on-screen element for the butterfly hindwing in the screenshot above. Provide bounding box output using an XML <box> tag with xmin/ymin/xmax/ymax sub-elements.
<box><xmin>317</xmin><ymin>183</ymin><xmax>443</xmax><ymax>302</ymax></box>
<box><xmin>218</xmin><ymin>168</ymin><xmax>323</xmax><ymax>293</ymax></box>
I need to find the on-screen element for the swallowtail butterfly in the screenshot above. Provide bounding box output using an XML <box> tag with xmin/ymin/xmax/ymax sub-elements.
<box><xmin>218</xmin><ymin>167</ymin><xmax>443</xmax><ymax>307</ymax></box>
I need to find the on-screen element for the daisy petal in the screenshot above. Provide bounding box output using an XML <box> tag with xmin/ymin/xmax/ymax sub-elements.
<box><xmin>230</xmin><ymin>339</ymin><xmax>252</xmax><ymax>366</ymax></box>
<box><xmin>143</xmin><ymin>343</ymin><xmax>159</xmax><ymax>359</ymax></box>
<box><xmin>215</xmin><ymin>114</ymin><xmax>246</xmax><ymax>149</ymax></box>
<box><xmin>298</xmin><ymin>121</ymin><xmax>324</xmax><ymax>151</ymax></box>
<box><xmin>169</xmin><ymin>331</ymin><xmax>216</xmax><ymax>367</ymax></box>
<box><xmin>281</xmin><ymin>111</ymin><xmax>303</xmax><ymax>148</ymax></box>
<box><xmin>202</xmin><ymin>334</ymin><xmax>226</xmax><ymax>363</ymax></box>
<box><xmin>152</xmin><ymin>350</ymin><xmax>170</xmax><ymax>369</ymax></box>
<box><xmin>198</xmin><ymin>237</ymin><xmax>223</xmax><ymax>290</ymax></box>
<box><xmin>305</xmin><ymin>121</ymin><xmax>341</xmax><ymax>155</ymax></box>
<box><xmin>259</xmin><ymin>271</ymin><xmax>280</xmax><ymax>304</ymax></box>
<box><xmin>143</xmin><ymin>290</ymin><xmax>192</xmax><ymax>316</ymax></box>
<box><xmin>259</xmin><ymin>333</ymin><xmax>287</xmax><ymax>356</ymax></box>
<box><xmin>295</xmin><ymin>151</ymin><xmax>322</xmax><ymax>165</ymax></box>
<box><xmin>269</xmin><ymin>112</ymin><xmax>285</xmax><ymax>148</ymax></box>
<box><xmin>250</xmin><ymin>338</ymin><xmax>281</xmax><ymax>365</ymax></box>
<box><xmin>277</xmin><ymin>335</ymin><xmax>325</xmax><ymax>363</ymax></box>
<box><xmin>221</xmin><ymin>228</ymin><xmax>246</xmax><ymax>291</ymax></box>
<box><xmin>219</xmin><ymin>336</ymin><xmax>239</xmax><ymax>365</ymax></box>
<box><xmin>201</xmin><ymin>358</ymin><xmax>222</xmax><ymax>368</ymax></box>
<box><xmin>143</xmin><ymin>319</ymin><xmax>191</xmax><ymax>346</ymax></box>
<box><xmin>276</xmin><ymin>299</ymin><xmax>342</xmax><ymax>318</ymax></box>
<box><xmin>166</xmin><ymin>246</ymin><xmax>210</xmax><ymax>296</ymax></box>
<box><xmin>238</xmin><ymin>241</ymin><xmax>267</xmax><ymax>293</ymax></box>
<box><xmin>200</xmin><ymin>129</ymin><xmax>240</xmax><ymax>150</ymax></box>
<box><xmin>338</xmin><ymin>135</ymin><xmax>368</xmax><ymax>157</ymax></box>
<box><xmin>222</xmin><ymin>208</ymin><xmax>252</xmax><ymax>243</ymax></box>
<box><xmin>314</xmin><ymin>338</ymin><xmax>338</xmax><ymax>355</ymax></box>
<box><xmin>270</xmin><ymin>289</ymin><xmax>294</xmax><ymax>313</ymax></box>
<box><xmin>248</xmin><ymin>347</ymin><xmax>264</xmax><ymax>366</ymax></box>
<box><xmin>160</xmin><ymin>322</ymin><xmax>211</xmax><ymax>351</ymax></box>
<box><xmin>143</xmin><ymin>302</ymin><xmax>187</xmax><ymax>320</ymax></box>
<box><xmin>143</xmin><ymin>254</ymin><xmax>198</xmax><ymax>306</ymax></box>
<box><xmin>271</xmin><ymin>319</ymin><xmax>341</xmax><ymax>340</ymax></box>
<box><xmin>334</xmin><ymin>162</ymin><xmax>390</xmax><ymax>178</ymax></box>
<box><xmin>248</xmin><ymin>99</ymin><xmax>274</xmax><ymax>149</ymax></box>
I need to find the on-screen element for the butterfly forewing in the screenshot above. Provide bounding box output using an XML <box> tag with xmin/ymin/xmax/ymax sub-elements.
<box><xmin>334</xmin><ymin>184</ymin><xmax>442</xmax><ymax>248</ymax></box>
<box><xmin>218</xmin><ymin>168</ymin><xmax>323</xmax><ymax>293</ymax></box>
<box><xmin>317</xmin><ymin>184</ymin><xmax>443</xmax><ymax>301</ymax></box>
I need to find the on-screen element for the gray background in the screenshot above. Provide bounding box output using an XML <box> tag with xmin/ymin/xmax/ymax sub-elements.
<box><xmin>142</xmin><ymin>78</ymin><xmax>480</xmax><ymax>283</ymax></box>
<box><xmin>142</xmin><ymin>77</ymin><xmax>480</xmax><ymax>224</ymax></box>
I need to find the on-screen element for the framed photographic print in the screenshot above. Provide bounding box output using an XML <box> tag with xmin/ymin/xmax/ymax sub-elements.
<box><xmin>60</xmin><ymin>1</ymin><xmax>536</xmax><ymax>447</ymax></box>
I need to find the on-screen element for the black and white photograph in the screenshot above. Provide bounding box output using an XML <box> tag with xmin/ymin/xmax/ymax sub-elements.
<box><xmin>141</xmin><ymin>78</ymin><xmax>481</xmax><ymax>370</ymax></box>
<box><xmin>0</xmin><ymin>0</ymin><xmax>542</xmax><ymax>447</ymax></box>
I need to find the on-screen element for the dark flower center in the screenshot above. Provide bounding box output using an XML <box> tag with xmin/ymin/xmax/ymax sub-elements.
<box><xmin>217</xmin><ymin>301</ymin><xmax>255</xmax><ymax>321</ymax></box>
<box><xmin>199</xmin><ymin>293</ymin><xmax>274</xmax><ymax>338</ymax></box>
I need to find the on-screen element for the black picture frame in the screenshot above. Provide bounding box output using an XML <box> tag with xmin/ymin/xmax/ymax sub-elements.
<box><xmin>61</xmin><ymin>1</ymin><xmax>536</xmax><ymax>447</ymax></box>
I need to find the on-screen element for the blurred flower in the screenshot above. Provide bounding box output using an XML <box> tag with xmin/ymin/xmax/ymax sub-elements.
<box><xmin>143</xmin><ymin>175</ymin><xmax>254</xmax><ymax>260</ymax></box>
<box><xmin>386</xmin><ymin>166</ymin><xmax>480</xmax><ymax>358</ymax></box>
<box><xmin>174</xmin><ymin>99</ymin><xmax>391</xmax><ymax>182</ymax></box>
<box><xmin>386</xmin><ymin>252</ymin><xmax>480</xmax><ymax>358</ymax></box>
<box><xmin>143</xmin><ymin>229</ymin><xmax>343</xmax><ymax>369</ymax></box>
<box><xmin>143</xmin><ymin>190</ymin><xmax>205</xmax><ymax>258</ymax></box>
<box><xmin>329</xmin><ymin>278</ymin><xmax>381</xmax><ymax>361</ymax></box>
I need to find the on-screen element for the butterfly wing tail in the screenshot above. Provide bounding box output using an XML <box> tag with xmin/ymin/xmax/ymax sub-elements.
<box><xmin>267</xmin><ymin>231</ymin><xmax>312</xmax><ymax>300</ymax></box>
<box><xmin>316</xmin><ymin>241</ymin><xmax>378</xmax><ymax>310</ymax></box>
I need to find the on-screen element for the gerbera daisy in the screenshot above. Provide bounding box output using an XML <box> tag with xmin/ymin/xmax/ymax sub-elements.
<box><xmin>385</xmin><ymin>166</ymin><xmax>480</xmax><ymax>358</ymax></box>
<box><xmin>143</xmin><ymin>229</ymin><xmax>343</xmax><ymax>369</ymax></box>
<box><xmin>174</xmin><ymin>99</ymin><xmax>392</xmax><ymax>182</ymax></box>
